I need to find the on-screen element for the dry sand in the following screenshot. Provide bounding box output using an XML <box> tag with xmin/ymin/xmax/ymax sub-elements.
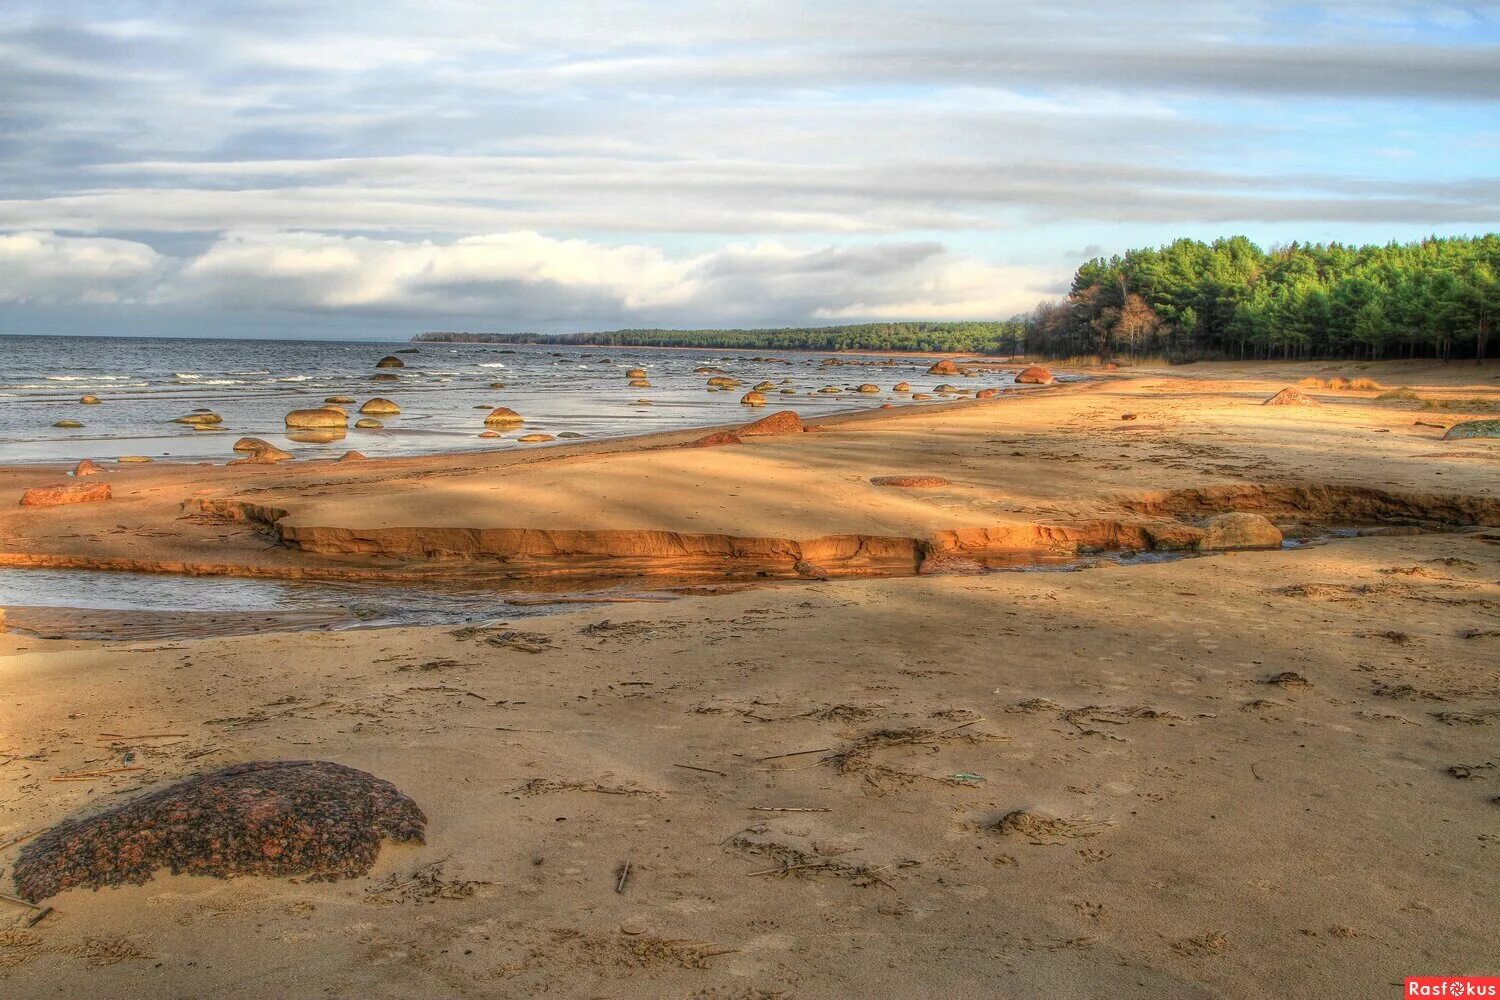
<box><xmin>0</xmin><ymin>360</ymin><xmax>1497</xmax><ymax>998</ymax></box>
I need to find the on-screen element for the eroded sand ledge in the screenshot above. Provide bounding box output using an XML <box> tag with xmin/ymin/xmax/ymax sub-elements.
<box><xmin>2</xmin><ymin>363</ymin><xmax>1497</xmax><ymax>584</ymax></box>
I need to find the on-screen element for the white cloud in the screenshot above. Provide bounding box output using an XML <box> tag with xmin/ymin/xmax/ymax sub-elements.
<box><xmin>170</xmin><ymin>230</ymin><xmax>1055</xmax><ymax>324</ymax></box>
<box><xmin>0</xmin><ymin>230</ymin><xmax>164</xmax><ymax>304</ymax></box>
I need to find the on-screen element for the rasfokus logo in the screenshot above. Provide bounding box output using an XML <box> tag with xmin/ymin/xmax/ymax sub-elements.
<box><xmin>1406</xmin><ymin>978</ymin><xmax>1500</xmax><ymax>997</ymax></box>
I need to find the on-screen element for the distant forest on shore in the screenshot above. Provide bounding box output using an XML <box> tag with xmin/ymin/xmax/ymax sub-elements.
<box><xmin>418</xmin><ymin>234</ymin><xmax>1497</xmax><ymax>362</ymax></box>
<box><xmin>414</xmin><ymin>321</ymin><xmax>1026</xmax><ymax>354</ymax></box>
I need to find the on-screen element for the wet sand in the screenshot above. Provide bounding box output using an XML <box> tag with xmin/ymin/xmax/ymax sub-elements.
<box><xmin>0</xmin><ymin>360</ymin><xmax>1497</xmax><ymax>997</ymax></box>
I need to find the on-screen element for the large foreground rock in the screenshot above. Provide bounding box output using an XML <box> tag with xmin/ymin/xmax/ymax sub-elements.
<box><xmin>20</xmin><ymin>482</ymin><xmax>111</xmax><ymax>507</ymax></box>
<box><xmin>1443</xmin><ymin>419</ymin><xmax>1500</xmax><ymax>440</ymax></box>
<box><xmin>1199</xmin><ymin>512</ymin><xmax>1283</xmax><ymax>551</ymax></box>
<box><xmin>740</xmin><ymin>409</ymin><xmax>804</xmax><ymax>436</ymax></box>
<box><xmin>13</xmin><ymin>760</ymin><xmax>425</xmax><ymax>902</ymax></box>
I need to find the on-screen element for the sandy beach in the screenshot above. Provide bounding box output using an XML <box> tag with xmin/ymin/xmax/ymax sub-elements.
<box><xmin>1</xmin><ymin>360</ymin><xmax>1498</xmax><ymax>998</ymax></box>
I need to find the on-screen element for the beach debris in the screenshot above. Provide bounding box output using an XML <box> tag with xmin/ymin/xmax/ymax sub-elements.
<box><xmin>1198</xmin><ymin>511</ymin><xmax>1283</xmax><ymax>551</ymax></box>
<box><xmin>359</xmin><ymin>398</ymin><xmax>400</xmax><ymax>414</ymax></box>
<box><xmin>375</xmin><ymin>355</ymin><xmax>405</xmax><ymax>368</ymax></box>
<box><xmin>1443</xmin><ymin>419</ymin><xmax>1500</xmax><ymax>440</ymax></box>
<box><xmin>616</xmin><ymin>859</ymin><xmax>631</xmax><ymax>893</ymax></box>
<box><xmin>740</xmin><ymin>409</ymin><xmax>804</xmax><ymax>436</ymax></box>
<box><xmin>1262</xmin><ymin>671</ymin><xmax>1312</xmax><ymax>689</ymax></box>
<box><xmin>284</xmin><ymin>407</ymin><xmax>348</xmax><ymax>429</ymax></box>
<box><xmin>72</xmin><ymin>459</ymin><xmax>103</xmax><ymax>476</ymax></box>
<box><xmin>728</xmin><ymin>831</ymin><xmax>892</xmax><ymax>887</ymax></box>
<box><xmin>19</xmin><ymin>482</ymin><xmax>111</xmax><ymax>507</ymax></box>
<box><xmin>1015</xmin><ymin>365</ymin><xmax>1054</xmax><ymax>384</ymax></box>
<box><xmin>12</xmin><ymin>760</ymin><xmax>426</xmax><ymax>902</ymax></box>
<box><xmin>228</xmin><ymin>437</ymin><xmax>292</xmax><ymax>465</ymax></box>
<box><xmin>366</xmin><ymin>861</ymin><xmax>487</xmax><ymax>904</ymax></box>
<box><xmin>1262</xmin><ymin>387</ymin><xmax>1319</xmax><ymax>406</ymax></box>
<box><xmin>991</xmin><ymin>809</ymin><xmax>1113</xmax><ymax>843</ymax></box>
<box><xmin>870</xmin><ymin>475</ymin><xmax>952</xmax><ymax>488</ymax></box>
<box><xmin>483</xmin><ymin>406</ymin><xmax>524</xmax><ymax>427</ymax></box>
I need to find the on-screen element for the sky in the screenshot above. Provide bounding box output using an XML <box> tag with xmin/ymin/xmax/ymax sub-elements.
<box><xmin>1</xmin><ymin>1</ymin><xmax>1498</xmax><ymax>340</ymax></box>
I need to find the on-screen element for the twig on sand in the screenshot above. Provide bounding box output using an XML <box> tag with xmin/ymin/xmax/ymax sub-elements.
<box><xmin>750</xmin><ymin>806</ymin><xmax>830</xmax><ymax>813</ymax></box>
<box><xmin>97</xmin><ymin>733</ymin><xmax>187</xmax><ymax>740</ymax></box>
<box><xmin>672</xmin><ymin>763</ymin><xmax>727</xmax><ymax>777</ymax></box>
<box><xmin>50</xmin><ymin>766</ymin><xmax>145</xmax><ymax>781</ymax></box>
<box><xmin>616</xmin><ymin>860</ymin><xmax>631</xmax><ymax>894</ymax></box>
<box><xmin>0</xmin><ymin>891</ymin><xmax>43</xmax><ymax>910</ymax></box>
<box><xmin>756</xmin><ymin>747</ymin><xmax>832</xmax><ymax>762</ymax></box>
<box><xmin>0</xmin><ymin>830</ymin><xmax>38</xmax><ymax>852</ymax></box>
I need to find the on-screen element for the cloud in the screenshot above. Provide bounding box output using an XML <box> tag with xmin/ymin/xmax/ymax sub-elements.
<box><xmin>0</xmin><ymin>230</ymin><xmax>163</xmax><ymax>303</ymax></box>
<box><xmin>167</xmin><ymin>230</ymin><xmax>1054</xmax><ymax>325</ymax></box>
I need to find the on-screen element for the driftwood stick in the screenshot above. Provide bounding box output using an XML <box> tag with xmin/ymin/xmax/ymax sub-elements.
<box><xmin>750</xmin><ymin>806</ymin><xmax>831</xmax><ymax>813</ymax></box>
<box><xmin>672</xmin><ymin>763</ymin><xmax>727</xmax><ymax>777</ymax></box>
<box><xmin>615</xmin><ymin>860</ymin><xmax>631</xmax><ymax>894</ymax></box>
<box><xmin>755</xmin><ymin>747</ymin><xmax>832</xmax><ymax>762</ymax></box>
<box><xmin>51</xmin><ymin>766</ymin><xmax>146</xmax><ymax>781</ymax></box>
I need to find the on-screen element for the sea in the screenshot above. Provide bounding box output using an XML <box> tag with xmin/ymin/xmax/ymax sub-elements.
<box><xmin>0</xmin><ymin>334</ymin><xmax>1038</xmax><ymax>465</ymax></box>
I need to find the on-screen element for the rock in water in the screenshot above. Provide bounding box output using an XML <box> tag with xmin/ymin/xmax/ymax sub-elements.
<box><xmin>359</xmin><ymin>398</ymin><xmax>401</xmax><ymax>415</ymax></box>
<box><xmin>1199</xmin><ymin>512</ymin><xmax>1283</xmax><ymax>551</ymax></box>
<box><xmin>1262</xmin><ymin>387</ymin><xmax>1318</xmax><ymax>406</ymax></box>
<box><xmin>740</xmin><ymin>391</ymin><xmax>767</xmax><ymax>406</ymax></box>
<box><xmin>1015</xmin><ymin>365</ymin><xmax>1054</xmax><ymax>385</ymax></box>
<box><xmin>285</xmin><ymin>407</ymin><xmax>348</xmax><ymax>429</ymax></box>
<box><xmin>893</xmin><ymin>382</ymin><xmax>912</xmax><ymax>392</ymax></box>
<box><xmin>1443</xmin><ymin>419</ymin><xmax>1500</xmax><ymax>440</ymax></box>
<box><xmin>79</xmin><ymin>395</ymin><xmax>102</xmax><ymax>405</ymax></box>
<box><xmin>857</xmin><ymin>384</ymin><xmax>880</xmax><ymax>393</ymax></box>
<box><xmin>173</xmin><ymin>412</ymin><xmax>222</xmax><ymax>426</ymax></box>
<box><xmin>740</xmin><ymin>410</ymin><xmax>804</xmax><ymax>436</ymax></box>
<box><xmin>355</xmin><ymin>418</ymin><xmax>384</xmax><ymax>429</ymax></box>
<box><xmin>12</xmin><ymin>760</ymin><xmax>426</xmax><ymax>902</ymax></box>
<box><xmin>976</xmin><ymin>387</ymin><xmax>1001</xmax><ymax>399</ymax></box>
<box><xmin>927</xmin><ymin>359</ymin><xmax>960</xmax><ymax>376</ymax></box>
<box><xmin>626</xmin><ymin>368</ymin><xmax>648</xmax><ymax>378</ymax></box>
<box><xmin>20</xmin><ymin>482</ymin><xmax>112</xmax><ymax>507</ymax></box>
<box><xmin>228</xmin><ymin>438</ymin><xmax>293</xmax><ymax>465</ymax></box>
<box><xmin>375</xmin><ymin>355</ymin><xmax>405</xmax><ymax>368</ymax></box>
<box><xmin>484</xmin><ymin>406</ymin><xmax>524</xmax><ymax>427</ymax></box>
<box><xmin>53</xmin><ymin>419</ymin><xmax>83</xmax><ymax>428</ymax></box>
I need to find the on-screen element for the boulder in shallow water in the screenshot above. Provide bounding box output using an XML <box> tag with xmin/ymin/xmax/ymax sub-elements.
<box><xmin>1015</xmin><ymin>365</ymin><xmax>1054</xmax><ymax>385</ymax></box>
<box><xmin>355</xmin><ymin>418</ymin><xmax>384</xmax><ymax>429</ymax></box>
<box><xmin>53</xmin><ymin>419</ymin><xmax>83</xmax><ymax>428</ymax></box>
<box><xmin>517</xmin><ymin>433</ymin><xmax>555</xmax><ymax>443</ymax></box>
<box><xmin>117</xmin><ymin>455</ymin><xmax>153</xmax><ymax>463</ymax></box>
<box><xmin>489</xmin><ymin>381</ymin><xmax>506</xmax><ymax>389</ymax></box>
<box><xmin>285</xmin><ymin>407</ymin><xmax>348</xmax><ymax>429</ymax></box>
<box><xmin>79</xmin><ymin>395</ymin><xmax>101</xmax><ymax>405</ymax></box>
<box><xmin>628</xmin><ymin>378</ymin><xmax>652</xmax><ymax>388</ymax></box>
<box><xmin>371</xmin><ymin>372</ymin><xmax>399</xmax><ymax>382</ymax></box>
<box><xmin>359</xmin><ymin>398</ymin><xmax>400</xmax><ymax>415</ymax></box>
<box><xmin>228</xmin><ymin>438</ymin><xmax>292</xmax><ymax>465</ymax></box>
<box><xmin>893</xmin><ymin>382</ymin><xmax>912</xmax><ymax>392</ymax></box>
<box><xmin>626</xmin><ymin>368</ymin><xmax>648</xmax><ymax>378</ymax></box>
<box><xmin>857</xmin><ymin>384</ymin><xmax>880</xmax><ymax>393</ymax></box>
<box><xmin>740</xmin><ymin>391</ymin><xmax>767</xmax><ymax>406</ymax></box>
<box><xmin>976</xmin><ymin>387</ymin><xmax>1001</xmax><ymax>399</ymax></box>
<box><xmin>375</xmin><ymin>355</ymin><xmax>405</xmax><ymax>368</ymax></box>
<box><xmin>12</xmin><ymin>760</ymin><xmax>425</xmax><ymax>902</ymax></box>
<box><xmin>1262</xmin><ymin>387</ymin><xmax>1318</xmax><ymax>406</ymax></box>
<box><xmin>1199</xmin><ymin>512</ymin><xmax>1283</xmax><ymax>551</ymax></box>
<box><xmin>20</xmin><ymin>482</ymin><xmax>111</xmax><ymax>507</ymax></box>
<box><xmin>173</xmin><ymin>412</ymin><xmax>222</xmax><ymax>426</ymax></box>
<box><xmin>927</xmin><ymin>359</ymin><xmax>960</xmax><ymax>376</ymax></box>
<box><xmin>484</xmin><ymin>406</ymin><xmax>524</xmax><ymax>427</ymax></box>
<box><xmin>741</xmin><ymin>409</ymin><xmax>804</xmax><ymax>436</ymax></box>
<box><xmin>1442</xmin><ymin>419</ymin><xmax>1500</xmax><ymax>440</ymax></box>
<box><xmin>325</xmin><ymin>395</ymin><xmax>355</xmax><ymax>404</ymax></box>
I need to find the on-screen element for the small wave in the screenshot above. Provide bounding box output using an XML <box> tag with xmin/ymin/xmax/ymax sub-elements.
<box><xmin>276</xmin><ymin>376</ymin><xmax>311</xmax><ymax>382</ymax></box>
<box><xmin>45</xmin><ymin>375</ymin><xmax>135</xmax><ymax>382</ymax></box>
<box><xmin>478</xmin><ymin>362</ymin><xmax>507</xmax><ymax>368</ymax></box>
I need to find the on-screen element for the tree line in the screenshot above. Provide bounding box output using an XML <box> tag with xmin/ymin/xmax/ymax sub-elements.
<box><xmin>1028</xmin><ymin>234</ymin><xmax>1497</xmax><ymax>362</ymax></box>
<box><xmin>415</xmin><ymin>322</ymin><xmax>1027</xmax><ymax>354</ymax></box>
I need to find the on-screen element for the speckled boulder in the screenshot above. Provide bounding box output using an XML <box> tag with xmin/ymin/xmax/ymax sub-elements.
<box><xmin>1443</xmin><ymin>419</ymin><xmax>1500</xmax><ymax>440</ymax></box>
<box><xmin>13</xmin><ymin>760</ymin><xmax>426</xmax><ymax>902</ymax></box>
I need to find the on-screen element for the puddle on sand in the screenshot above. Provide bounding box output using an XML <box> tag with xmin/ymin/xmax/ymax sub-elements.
<box><xmin>0</xmin><ymin>569</ymin><xmax>677</xmax><ymax>641</ymax></box>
